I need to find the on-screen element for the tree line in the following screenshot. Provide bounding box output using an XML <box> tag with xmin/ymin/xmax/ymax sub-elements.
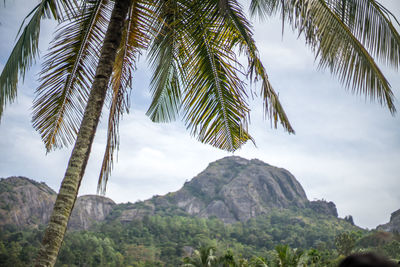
<box><xmin>0</xmin><ymin>212</ymin><xmax>399</xmax><ymax>266</ymax></box>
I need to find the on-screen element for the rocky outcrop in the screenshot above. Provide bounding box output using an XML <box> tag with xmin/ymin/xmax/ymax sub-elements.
<box><xmin>0</xmin><ymin>177</ymin><xmax>115</xmax><ymax>230</ymax></box>
<box><xmin>0</xmin><ymin>177</ymin><xmax>56</xmax><ymax>227</ymax></box>
<box><xmin>0</xmin><ymin>157</ymin><xmax>343</xmax><ymax>228</ymax></box>
<box><xmin>175</xmin><ymin>157</ymin><xmax>307</xmax><ymax>222</ymax></box>
<box><xmin>377</xmin><ymin>209</ymin><xmax>400</xmax><ymax>233</ymax></box>
<box><xmin>308</xmin><ymin>200</ymin><xmax>338</xmax><ymax>217</ymax></box>
<box><xmin>68</xmin><ymin>195</ymin><xmax>116</xmax><ymax>230</ymax></box>
<box><xmin>118</xmin><ymin>202</ymin><xmax>155</xmax><ymax>222</ymax></box>
<box><xmin>126</xmin><ymin>156</ymin><xmax>309</xmax><ymax>223</ymax></box>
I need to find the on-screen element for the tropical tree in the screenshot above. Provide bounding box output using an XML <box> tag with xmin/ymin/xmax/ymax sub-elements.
<box><xmin>274</xmin><ymin>245</ymin><xmax>308</xmax><ymax>267</ymax></box>
<box><xmin>249</xmin><ymin>256</ymin><xmax>269</xmax><ymax>267</ymax></box>
<box><xmin>335</xmin><ymin>232</ymin><xmax>359</xmax><ymax>256</ymax></box>
<box><xmin>183</xmin><ymin>246</ymin><xmax>218</xmax><ymax>267</ymax></box>
<box><xmin>219</xmin><ymin>250</ymin><xmax>238</xmax><ymax>267</ymax></box>
<box><xmin>1</xmin><ymin>0</ymin><xmax>400</xmax><ymax>266</ymax></box>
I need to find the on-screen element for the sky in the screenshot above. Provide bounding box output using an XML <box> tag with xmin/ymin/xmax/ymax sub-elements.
<box><xmin>0</xmin><ymin>0</ymin><xmax>399</xmax><ymax>229</ymax></box>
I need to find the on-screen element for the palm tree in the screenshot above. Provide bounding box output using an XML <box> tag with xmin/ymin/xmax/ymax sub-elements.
<box><xmin>1</xmin><ymin>0</ymin><xmax>399</xmax><ymax>266</ymax></box>
<box><xmin>219</xmin><ymin>250</ymin><xmax>238</xmax><ymax>267</ymax></box>
<box><xmin>249</xmin><ymin>256</ymin><xmax>269</xmax><ymax>267</ymax></box>
<box><xmin>183</xmin><ymin>246</ymin><xmax>218</xmax><ymax>267</ymax></box>
<box><xmin>274</xmin><ymin>245</ymin><xmax>308</xmax><ymax>267</ymax></box>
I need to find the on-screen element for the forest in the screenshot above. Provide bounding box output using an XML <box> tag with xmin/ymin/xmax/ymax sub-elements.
<box><xmin>1</xmin><ymin>208</ymin><xmax>399</xmax><ymax>266</ymax></box>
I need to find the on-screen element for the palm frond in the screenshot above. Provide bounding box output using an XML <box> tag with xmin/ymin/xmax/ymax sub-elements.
<box><xmin>98</xmin><ymin>0</ymin><xmax>153</xmax><ymax>194</ymax></box>
<box><xmin>0</xmin><ymin>0</ymin><xmax>76</xmax><ymax>120</ymax></box>
<box><xmin>218</xmin><ymin>0</ymin><xmax>294</xmax><ymax>133</ymax></box>
<box><xmin>32</xmin><ymin>0</ymin><xmax>112</xmax><ymax>151</ymax></box>
<box><xmin>249</xmin><ymin>0</ymin><xmax>282</xmax><ymax>20</ymax></box>
<box><xmin>181</xmin><ymin>1</ymin><xmax>253</xmax><ymax>151</ymax></box>
<box><xmin>251</xmin><ymin>0</ymin><xmax>396</xmax><ymax>114</ymax></box>
<box><xmin>325</xmin><ymin>0</ymin><xmax>400</xmax><ymax>69</ymax></box>
<box><xmin>310</xmin><ymin>0</ymin><xmax>396</xmax><ymax>113</ymax></box>
<box><xmin>146</xmin><ymin>0</ymin><xmax>186</xmax><ymax>123</ymax></box>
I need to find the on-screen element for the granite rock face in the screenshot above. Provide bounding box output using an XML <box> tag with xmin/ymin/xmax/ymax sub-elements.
<box><xmin>0</xmin><ymin>177</ymin><xmax>115</xmax><ymax>230</ymax></box>
<box><xmin>68</xmin><ymin>195</ymin><xmax>116</xmax><ymax>230</ymax></box>
<box><xmin>131</xmin><ymin>156</ymin><xmax>309</xmax><ymax>223</ymax></box>
<box><xmin>377</xmin><ymin>209</ymin><xmax>400</xmax><ymax>233</ymax></box>
<box><xmin>118</xmin><ymin>202</ymin><xmax>155</xmax><ymax>222</ymax></box>
<box><xmin>0</xmin><ymin>177</ymin><xmax>56</xmax><ymax>227</ymax></box>
<box><xmin>308</xmin><ymin>200</ymin><xmax>338</xmax><ymax>217</ymax></box>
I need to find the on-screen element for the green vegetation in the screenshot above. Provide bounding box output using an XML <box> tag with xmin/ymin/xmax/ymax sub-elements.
<box><xmin>0</xmin><ymin>208</ymin><xmax>399</xmax><ymax>266</ymax></box>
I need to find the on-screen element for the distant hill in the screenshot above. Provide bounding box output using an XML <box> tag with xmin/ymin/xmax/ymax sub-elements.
<box><xmin>0</xmin><ymin>156</ymin><xmax>372</xmax><ymax>231</ymax></box>
<box><xmin>0</xmin><ymin>177</ymin><xmax>115</xmax><ymax>230</ymax></box>
<box><xmin>377</xmin><ymin>209</ymin><xmax>400</xmax><ymax>233</ymax></box>
<box><xmin>114</xmin><ymin>156</ymin><xmax>338</xmax><ymax>224</ymax></box>
<box><xmin>0</xmin><ymin>177</ymin><xmax>56</xmax><ymax>227</ymax></box>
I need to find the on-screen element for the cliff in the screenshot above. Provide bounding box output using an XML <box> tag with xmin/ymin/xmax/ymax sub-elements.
<box><xmin>377</xmin><ymin>209</ymin><xmax>400</xmax><ymax>233</ymax></box>
<box><xmin>0</xmin><ymin>177</ymin><xmax>56</xmax><ymax>227</ymax></box>
<box><xmin>0</xmin><ymin>177</ymin><xmax>115</xmax><ymax>230</ymax></box>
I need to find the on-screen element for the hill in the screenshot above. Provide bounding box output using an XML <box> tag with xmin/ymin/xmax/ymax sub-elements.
<box><xmin>0</xmin><ymin>177</ymin><xmax>115</xmax><ymax>230</ymax></box>
<box><xmin>1</xmin><ymin>156</ymin><xmax>338</xmax><ymax>229</ymax></box>
<box><xmin>1</xmin><ymin>156</ymin><xmax>399</xmax><ymax>266</ymax></box>
<box><xmin>112</xmin><ymin>156</ymin><xmax>338</xmax><ymax>223</ymax></box>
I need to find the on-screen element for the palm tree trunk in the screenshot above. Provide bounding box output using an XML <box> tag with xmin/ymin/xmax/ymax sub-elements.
<box><xmin>34</xmin><ymin>0</ymin><xmax>131</xmax><ymax>266</ymax></box>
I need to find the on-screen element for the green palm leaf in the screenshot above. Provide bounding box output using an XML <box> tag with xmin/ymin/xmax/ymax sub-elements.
<box><xmin>311</xmin><ymin>0</ymin><xmax>396</xmax><ymax>113</ymax></box>
<box><xmin>325</xmin><ymin>0</ymin><xmax>400</xmax><ymax>69</ymax></box>
<box><xmin>32</xmin><ymin>0</ymin><xmax>112</xmax><ymax>151</ymax></box>
<box><xmin>146</xmin><ymin>0</ymin><xmax>186</xmax><ymax>123</ymax></box>
<box><xmin>217</xmin><ymin>0</ymin><xmax>294</xmax><ymax>133</ymax></box>
<box><xmin>0</xmin><ymin>0</ymin><xmax>75</xmax><ymax>120</ymax></box>
<box><xmin>250</xmin><ymin>0</ymin><xmax>397</xmax><ymax>114</ymax></box>
<box><xmin>181</xmin><ymin>0</ymin><xmax>253</xmax><ymax>151</ymax></box>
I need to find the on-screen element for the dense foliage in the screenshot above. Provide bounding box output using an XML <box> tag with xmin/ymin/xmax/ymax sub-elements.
<box><xmin>0</xmin><ymin>208</ymin><xmax>399</xmax><ymax>266</ymax></box>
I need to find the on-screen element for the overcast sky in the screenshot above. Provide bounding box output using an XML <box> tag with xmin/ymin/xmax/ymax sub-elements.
<box><xmin>0</xmin><ymin>1</ymin><xmax>399</xmax><ymax>229</ymax></box>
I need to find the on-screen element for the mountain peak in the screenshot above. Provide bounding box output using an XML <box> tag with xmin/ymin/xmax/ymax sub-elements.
<box><xmin>148</xmin><ymin>157</ymin><xmax>309</xmax><ymax>223</ymax></box>
<box><xmin>210</xmin><ymin>156</ymin><xmax>271</xmax><ymax>167</ymax></box>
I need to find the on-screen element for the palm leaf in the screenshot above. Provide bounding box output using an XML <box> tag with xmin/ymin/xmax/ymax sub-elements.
<box><xmin>250</xmin><ymin>0</ymin><xmax>396</xmax><ymax>113</ymax></box>
<box><xmin>32</xmin><ymin>0</ymin><xmax>112</xmax><ymax>151</ymax></box>
<box><xmin>98</xmin><ymin>0</ymin><xmax>153</xmax><ymax>193</ymax></box>
<box><xmin>218</xmin><ymin>0</ymin><xmax>294</xmax><ymax>133</ymax></box>
<box><xmin>0</xmin><ymin>0</ymin><xmax>75</xmax><ymax>120</ymax></box>
<box><xmin>146</xmin><ymin>0</ymin><xmax>186</xmax><ymax>123</ymax></box>
<box><xmin>325</xmin><ymin>0</ymin><xmax>400</xmax><ymax>69</ymax></box>
<box><xmin>310</xmin><ymin>0</ymin><xmax>396</xmax><ymax>113</ymax></box>
<box><xmin>181</xmin><ymin>0</ymin><xmax>253</xmax><ymax>151</ymax></box>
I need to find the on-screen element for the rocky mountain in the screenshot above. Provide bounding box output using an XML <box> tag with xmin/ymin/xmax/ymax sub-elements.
<box><xmin>377</xmin><ymin>209</ymin><xmax>400</xmax><ymax>233</ymax></box>
<box><xmin>0</xmin><ymin>177</ymin><xmax>115</xmax><ymax>230</ymax></box>
<box><xmin>1</xmin><ymin>156</ymin><xmax>341</xmax><ymax>229</ymax></box>
<box><xmin>0</xmin><ymin>177</ymin><xmax>56</xmax><ymax>227</ymax></box>
<box><xmin>121</xmin><ymin>156</ymin><xmax>312</xmax><ymax>223</ymax></box>
<box><xmin>68</xmin><ymin>195</ymin><xmax>115</xmax><ymax>230</ymax></box>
